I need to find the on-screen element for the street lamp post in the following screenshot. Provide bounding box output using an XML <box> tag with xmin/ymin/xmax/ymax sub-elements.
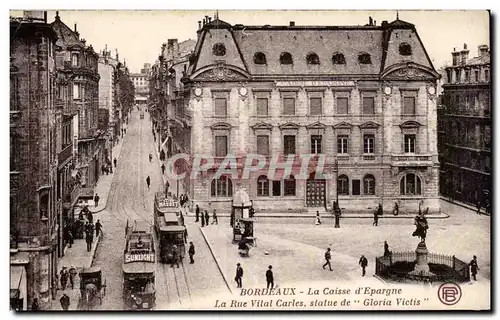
<box><xmin>334</xmin><ymin>159</ymin><xmax>340</xmax><ymax>228</ymax></box>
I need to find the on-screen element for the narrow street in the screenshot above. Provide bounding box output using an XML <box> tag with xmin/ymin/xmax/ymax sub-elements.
<box><xmin>92</xmin><ymin>109</ymin><xmax>228</xmax><ymax>310</ymax></box>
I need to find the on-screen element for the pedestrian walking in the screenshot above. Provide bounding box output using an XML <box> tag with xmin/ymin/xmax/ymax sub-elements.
<box><xmin>161</xmin><ymin>163</ymin><xmax>165</xmax><ymax>175</ymax></box>
<box><xmin>315</xmin><ymin>211</ymin><xmax>322</xmax><ymax>225</ymax></box>
<box><xmin>31</xmin><ymin>298</ymin><xmax>40</xmax><ymax>311</ymax></box>
<box><xmin>195</xmin><ymin>205</ymin><xmax>200</xmax><ymax>222</ymax></box>
<box><xmin>476</xmin><ymin>200</ymin><xmax>482</xmax><ymax>215</ymax></box>
<box><xmin>359</xmin><ymin>255</ymin><xmax>368</xmax><ymax>277</ymax></box>
<box><xmin>60</xmin><ymin>293</ymin><xmax>70</xmax><ymax>311</ymax></box>
<box><xmin>266</xmin><ymin>265</ymin><xmax>274</xmax><ymax>289</ymax></box>
<box><xmin>373</xmin><ymin>211</ymin><xmax>379</xmax><ymax>226</ymax></box>
<box><xmin>392</xmin><ymin>201</ymin><xmax>399</xmax><ymax>216</ymax></box>
<box><xmin>101</xmin><ymin>164</ymin><xmax>106</xmax><ymax>175</ymax></box>
<box><xmin>188</xmin><ymin>242</ymin><xmax>195</xmax><ymax>264</ymax></box>
<box><xmin>470</xmin><ymin>255</ymin><xmax>480</xmax><ymax>281</ymax></box>
<box><xmin>113</xmin><ymin>157</ymin><xmax>117</xmax><ymax>168</ymax></box>
<box><xmin>67</xmin><ymin>228</ymin><xmax>73</xmax><ymax>248</ymax></box>
<box><xmin>149</xmin><ymin>153</ymin><xmax>152</xmax><ymax>162</ymax></box>
<box><xmin>86</xmin><ymin>230</ymin><xmax>93</xmax><ymax>252</ymax></box>
<box><xmin>146</xmin><ymin>176</ymin><xmax>151</xmax><ymax>189</ymax></box>
<box><xmin>60</xmin><ymin>267</ymin><xmax>68</xmax><ymax>290</ymax></box>
<box><xmin>384</xmin><ymin>241</ymin><xmax>391</xmax><ymax>257</ymax></box>
<box><xmin>95</xmin><ymin>219</ymin><xmax>102</xmax><ymax>238</ymax></box>
<box><xmin>212</xmin><ymin>209</ymin><xmax>218</xmax><ymax>225</ymax></box>
<box><xmin>170</xmin><ymin>245</ymin><xmax>179</xmax><ymax>268</ymax></box>
<box><xmin>201</xmin><ymin>210</ymin><xmax>205</xmax><ymax>227</ymax></box>
<box><xmin>322</xmin><ymin>248</ymin><xmax>332</xmax><ymax>271</ymax></box>
<box><xmin>86</xmin><ymin>209</ymin><xmax>93</xmax><ymax>224</ymax></box>
<box><xmin>235</xmin><ymin>263</ymin><xmax>244</xmax><ymax>288</ymax></box>
<box><xmin>68</xmin><ymin>265</ymin><xmax>77</xmax><ymax>289</ymax></box>
<box><xmin>94</xmin><ymin>193</ymin><xmax>100</xmax><ymax>207</ymax></box>
<box><xmin>204</xmin><ymin>210</ymin><xmax>210</xmax><ymax>226</ymax></box>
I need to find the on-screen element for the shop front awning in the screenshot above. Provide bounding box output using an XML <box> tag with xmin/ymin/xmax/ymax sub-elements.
<box><xmin>10</xmin><ymin>266</ymin><xmax>25</xmax><ymax>292</ymax></box>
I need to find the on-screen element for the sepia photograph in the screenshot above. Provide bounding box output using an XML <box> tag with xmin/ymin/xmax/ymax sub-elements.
<box><xmin>7</xmin><ymin>7</ymin><xmax>491</xmax><ymax>312</ymax></box>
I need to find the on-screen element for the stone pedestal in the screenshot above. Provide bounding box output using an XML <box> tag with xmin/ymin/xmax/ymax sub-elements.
<box><xmin>414</xmin><ymin>241</ymin><xmax>430</xmax><ymax>273</ymax></box>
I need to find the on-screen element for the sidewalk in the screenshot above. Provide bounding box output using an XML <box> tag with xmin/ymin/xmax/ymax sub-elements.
<box><xmin>439</xmin><ymin>196</ymin><xmax>490</xmax><ymax>216</ymax></box>
<box><xmin>89</xmin><ymin>139</ymin><xmax>124</xmax><ymax>214</ymax></box>
<box><xmin>52</xmin><ymin>138</ymin><xmax>124</xmax><ymax>310</ymax></box>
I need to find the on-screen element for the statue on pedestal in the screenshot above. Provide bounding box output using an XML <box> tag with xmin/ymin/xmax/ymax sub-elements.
<box><xmin>412</xmin><ymin>211</ymin><xmax>428</xmax><ymax>243</ymax></box>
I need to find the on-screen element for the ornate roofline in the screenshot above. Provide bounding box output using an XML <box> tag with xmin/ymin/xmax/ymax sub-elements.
<box><xmin>380</xmin><ymin>62</ymin><xmax>440</xmax><ymax>80</ymax></box>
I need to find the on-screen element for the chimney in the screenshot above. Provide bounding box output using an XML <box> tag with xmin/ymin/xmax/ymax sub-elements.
<box><xmin>44</xmin><ymin>11</ymin><xmax>47</xmax><ymax>23</ymax></box>
<box><xmin>202</xmin><ymin>18</ymin><xmax>206</xmax><ymax>26</ymax></box>
<box><xmin>208</xmin><ymin>17</ymin><xmax>212</xmax><ymax>23</ymax></box>
<box><xmin>74</xmin><ymin>23</ymin><xmax>77</xmax><ymax>32</ymax></box>
<box><xmin>289</xmin><ymin>21</ymin><xmax>295</xmax><ymax>26</ymax></box>
<box><xmin>460</xmin><ymin>43</ymin><xmax>469</xmax><ymax>65</ymax></box>
<box><xmin>374</xmin><ymin>20</ymin><xmax>376</xmax><ymax>26</ymax></box>
<box><xmin>369</xmin><ymin>16</ymin><xmax>373</xmax><ymax>26</ymax></box>
<box><xmin>451</xmin><ymin>48</ymin><xmax>460</xmax><ymax>66</ymax></box>
<box><xmin>381</xmin><ymin>20</ymin><xmax>388</xmax><ymax>27</ymax></box>
<box><xmin>478</xmin><ymin>45</ymin><xmax>489</xmax><ymax>57</ymax></box>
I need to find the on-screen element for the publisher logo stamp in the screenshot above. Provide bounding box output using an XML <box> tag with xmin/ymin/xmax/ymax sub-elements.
<box><xmin>438</xmin><ymin>282</ymin><xmax>462</xmax><ymax>306</ymax></box>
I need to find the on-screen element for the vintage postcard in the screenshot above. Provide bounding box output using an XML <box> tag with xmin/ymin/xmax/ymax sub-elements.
<box><xmin>9</xmin><ymin>9</ymin><xmax>490</xmax><ymax>311</ymax></box>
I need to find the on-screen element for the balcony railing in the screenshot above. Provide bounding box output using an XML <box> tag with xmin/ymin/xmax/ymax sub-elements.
<box><xmin>391</xmin><ymin>154</ymin><xmax>433</xmax><ymax>166</ymax></box>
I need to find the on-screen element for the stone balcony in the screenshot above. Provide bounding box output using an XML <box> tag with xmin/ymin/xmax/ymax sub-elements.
<box><xmin>390</xmin><ymin>154</ymin><xmax>433</xmax><ymax>167</ymax></box>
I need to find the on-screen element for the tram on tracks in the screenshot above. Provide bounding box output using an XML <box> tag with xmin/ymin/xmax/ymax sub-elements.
<box><xmin>154</xmin><ymin>192</ymin><xmax>187</xmax><ymax>263</ymax></box>
<box><xmin>122</xmin><ymin>220</ymin><xmax>156</xmax><ymax>310</ymax></box>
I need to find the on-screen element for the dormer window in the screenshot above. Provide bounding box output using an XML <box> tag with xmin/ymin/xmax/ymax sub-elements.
<box><xmin>254</xmin><ymin>52</ymin><xmax>267</xmax><ymax>65</ymax></box>
<box><xmin>280</xmin><ymin>52</ymin><xmax>293</xmax><ymax>65</ymax></box>
<box><xmin>332</xmin><ymin>52</ymin><xmax>346</xmax><ymax>64</ymax></box>
<box><xmin>306</xmin><ymin>52</ymin><xmax>320</xmax><ymax>65</ymax></box>
<box><xmin>71</xmin><ymin>53</ymin><xmax>79</xmax><ymax>67</ymax></box>
<box><xmin>399</xmin><ymin>43</ymin><xmax>412</xmax><ymax>56</ymax></box>
<box><xmin>358</xmin><ymin>53</ymin><xmax>371</xmax><ymax>64</ymax></box>
<box><xmin>212</xmin><ymin>43</ymin><xmax>226</xmax><ymax>56</ymax></box>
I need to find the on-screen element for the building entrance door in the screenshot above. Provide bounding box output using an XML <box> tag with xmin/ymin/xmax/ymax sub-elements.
<box><xmin>306</xmin><ymin>172</ymin><xmax>326</xmax><ymax>207</ymax></box>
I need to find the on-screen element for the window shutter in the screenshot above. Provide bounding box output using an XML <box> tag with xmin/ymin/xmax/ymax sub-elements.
<box><xmin>362</xmin><ymin>97</ymin><xmax>375</xmax><ymax>114</ymax></box>
<box><xmin>257</xmin><ymin>98</ymin><xmax>268</xmax><ymax>116</ymax></box>
<box><xmin>214</xmin><ymin>98</ymin><xmax>227</xmax><ymax>116</ymax></box>
<box><xmin>257</xmin><ymin>135</ymin><xmax>269</xmax><ymax>155</ymax></box>
<box><xmin>310</xmin><ymin>97</ymin><xmax>322</xmax><ymax>115</ymax></box>
<box><xmin>283</xmin><ymin>97</ymin><xmax>295</xmax><ymax>115</ymax></box>
<box><xmin>403</xmin><ymin>97</ymin><xmax>416</xmax><ymax>115</ymax></box>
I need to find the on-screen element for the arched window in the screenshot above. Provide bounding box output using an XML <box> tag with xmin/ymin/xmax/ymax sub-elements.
<box><xmin>363</xmin><ymin>174</ymin><xmax>376</xmax><ymax>195</ymax></box>
<box><xmin>338</xmin><ymin>175</ymin><xmax>349</xmax><ymax>195</ymax></box>
<box><xmin>254</xmin><ymin>52</ymin><xmax>267</xmax><ymax>65</ymax></box>
<box><xmin>212</xmin><ymin>43</ymin><xmax>226</xmax><ymax>56</ymax></box>
<box><xmin>257</xmin><ymin>175</ymin><xmax>269</xmax><ymax>196</ymax></box>
<box><xmin>306</xmin><ymin>52</ymin><xmax>320</xmax><ymax>65</ymax></box>
<box><xmin>400</xmin><ymin>173</ymin><xmax>422</xmax><ymax>195</ymax></box>
<box><xmin>280</xmin><ymin>52</ymin><xmax>293</xmax><ymax>65</ymax></box>
<box><xmin>284</xmin><ymin>175</ymin><xmax>296</xmax><ymax>196</ymax></box>
<box><xmin>332</xmin><ymin>52</ymin><xmax>346</xmax><ymax>64</ymax></box>
<box><xmin>399</xmin><ymin>43</ymin><xmax>412</xmax><ymax>56</ymax></box>
<box><xmin>211</xmin><ymin>175</ymin><xmax>233</xmax><ymax>197</ymax></box>
<box><xmin>358</xmin><ymin>52</ymin><xmax>372</xmax><ymax>64</ymax></box>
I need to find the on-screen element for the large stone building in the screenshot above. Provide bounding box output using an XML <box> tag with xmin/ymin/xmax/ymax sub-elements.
<box><xmin>10</xmin><ymin>11</ymin><xmax>59</xmax><ymax>310</ymax></box>
<box><xmin>98</xmin><ymin>47</ymin><xmax>121</xmax><ymax>142</ymax></box>
<box><xmin>171</xmin><ymin>15</ymin><xmax>441</xmax><ymax>214</ymax></box>
<box><xmin>438</xmin><ymin>44</ymin><xmax>491</xmax><ymax>207</ymax></box>
<box><xmin>131</xmin><ymin>63</ymin><xmax>151</xmax><ymax>104</ymax></box>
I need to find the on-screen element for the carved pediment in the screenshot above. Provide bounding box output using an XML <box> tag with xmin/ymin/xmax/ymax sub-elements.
<box><xmin>67</xmin><ymin>44</ymin><xmax>84</xmax><ymax>51</ymax></box>
<box><xmin>210</xmin><ymin>122</ymin><xmax>231</xmax><ymax>131</ymax></box>
<box><xmin>306</xmin><ymin>121</ymin><xmax>326</xmax><ymax>130</ymax></box>
<box><xmin>251</xmin><ymin>122</ymin><xmax>273</xmax><ymax>131</ymax></box>
<box><xmin>381</xmin><ymin>63</ymin><xmax>439</xmax><ymax>81</ymax></box>
<box><xmin>279</xmin><ymin>122</ymin><xmax>300</xmax><ymax>131</ymax></box>
<box><xmin>333</xmin><ymin>121</ymin><xmax>353</xmax><ymax>130</ymax></box>
<box><xmin>359</xmin><ymin>121</ymin><xmax>380</xmax><ymax>129</ymax></box>
<box><xmin>399</xmin><ymin>120</ymin><xmax>423</xmax><ymax>129</ymax></box>
<box><xmin>193</xmin><ymin>63</ymin><xmax>250</xmax><ymax>82</ymax></box>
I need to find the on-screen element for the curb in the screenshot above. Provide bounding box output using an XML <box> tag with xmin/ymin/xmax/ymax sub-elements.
<box><xmin>88</xmin><ymin>233</ymin><xmax>102</xmax><ymax>268</ymax></box>
<box><xmin>195</xmin><ymin>213</ymin><xmax>450</xmax><ymax>220</ymax></box>
<box><xmin>198</xmin><ymin>227</ymin><xmax>233</xmax><ymax>295</ymax></box>
<box><xmin>439</xmin><ymin>196</ymin><xmax>490</xmax><ymax>216</ymax></box>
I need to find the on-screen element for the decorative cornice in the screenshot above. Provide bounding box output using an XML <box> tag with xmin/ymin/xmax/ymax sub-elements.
<box><xmin>210</xmin><ymin>122</ymin><xmax>232</xmax><ymax>131</ymax></box>
<box><xmin>333</xmin><ymin>121</ymin><xmax>353</xmax><ymax>130</ymax></box>
<box><xmin>250</xmin><ymin>122</ymin><xmax>273</xmax><ymax>131</ymax></box>
<box><xmin>399</xmin><ymin>120</ymin><xmax>424</xmax><ymax>129</ymax></box>
<box><xmin>359</xmin><ymin>121</ymin><xmax>380</xmax><ymax>129</ymax></box>
<box><xmin>278</xmin><ymin>122</ymin><xmax>300</xmax><ymax>131</ymax></box>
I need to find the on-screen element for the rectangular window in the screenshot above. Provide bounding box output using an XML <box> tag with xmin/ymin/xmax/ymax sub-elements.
<box><xmin>465</xmin><ymin>95</ymin><xmax>469</xmax><ymax>110</ymax></box>
<box><xmin>283</xmin><ymin>97</ymin><xmax>295</xmax><ymax>115</ymax></box>
<box><xmin>337</xmin><ymin>97</ymin><xmax>348</xmax><ymax>114</ymax></box>
<box><xmin>465</xmin><ymin>70</ymin><xmax>470</xmax><ymax>82</ymax></box>
<box><xmin>10</xmin><ymin>76</ymin><xmax>19</xmax><ymax>111</ymax></box>
<box><xmin>284</xmin><ymin>135</ymin><xmax>296</xmax><ymax>154</ymax></box>
<box><xmin>485</xmin><ymin>69</ymin><xmax>490</xmax><ymax>82</ymax></box>
<box><xmin>214</xmin><ymin>98</ymin><xmax>227</xmax><ymax>116</ymax></box>
<box><xmin>272</xmin><ymin>181</ymin><xmax>281</xmax><ymax>196</ymax></box>
<box><xmin>256</xmin><ymin>135</ymin><xmax>270</xmax><ymax>155</ymax></box>
<box><xmin>404</xmin><ymin>134</ymin><xmax>416</xmax><ymax>153</ymax></box>
<box><xmin>73</xmin><ymin>83</ymin><xmax>80</xmax><ymax>99</ymax></box>
<box><xmin>455</xmin><ymin>69</ymin><xmax>460</xmax><ymax>83</ymax></box>
<box><xmin>362</xmin><ymin>96</ymin><xmax>375</xmax><ymax>114</ymax></box>
<box><xmin>337</xmin><ymin>135</ymin><xmax>349</xmax><ymax>154</ymax></box>
<box><xmin>215</xmin><ymin>136</ymin><xmax>228</xmax><ymax>157</ymax></box>
<box><xmin>310</xmin><ymin>135</ymin><xmax>322</xmax><ymax>154</ymax></box>
<box><xmin>352</xmin><ymin>179</ymin><xmax>361</xmax><ymax>196</ymax></box>
<box><xmin>309</xmin><ymin>97</ymin><xmax>322</xmax><ymax>115</ymax></box>
<box><xmin>475</xmin><ymin>70</ymin><xmax>479</xmax><ymax>82</ymax></box>
<box><xmin>403</xmin><ymin>97</ymin><xmax>416</xmax><ymax>115</ymax></box>
<box><xmin>256</xmin><ymin>98</ymin><xmax>268</xmax><ymax>116</ymax></box>
<box><xmin>363</xmin><ymin>134</ymin><xmax>375</xmax><ymax>154</ymax></box>
<box><xmin>71</xmin><ymin>53</ymin><xmax>79</xmax><ymax>67</ymax></box>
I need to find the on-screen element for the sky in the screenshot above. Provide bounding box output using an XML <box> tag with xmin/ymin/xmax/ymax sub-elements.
<box><xmin>9</xmin><ymin>10</ymin><xmax>489</xmax><ymax>74</ymax></box>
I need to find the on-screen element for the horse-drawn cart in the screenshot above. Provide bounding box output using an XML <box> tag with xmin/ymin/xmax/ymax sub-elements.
<box><xmin>78</xmin><ymin>267</ymin><xmax>106</xmax><ymax>310</ymax></box>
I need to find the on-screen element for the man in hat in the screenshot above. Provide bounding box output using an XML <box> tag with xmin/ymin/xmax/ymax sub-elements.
<box><xmin>323</xmin><ymin>248</ymin><xmax>332</xmax><ymax>271</ymax></box>
<box><xmin>60</xmin><ymin>293</ymin><xmax>70</xmax><ymax>311</ymax></box>
<box><xmin>235</xmin><ymin>263</ymin><xmax>244</xmax><ymax>288</ymax></box>
<box><xmin>188</xmin><ymin>242</ymin><xmax>195</xmax><ymax>264</ymax></box>
<box><xmin>171</xmin><ymin>244</ymin><xmax>179</xmax><ymax>268</ymax></box>
<box><xmin>359</xmin><ymin>255</ymin><xmax>368</xmax><ymax>277</ymax></box>
<box><xmin>68</xmin><ymin>265</ymin><xmax>78</xmax><ymax>289</ymax></box>
<box><xmin>266</xmin><ymin>266</ymin><xmax>274</xmax><ymax>289</ymax></box>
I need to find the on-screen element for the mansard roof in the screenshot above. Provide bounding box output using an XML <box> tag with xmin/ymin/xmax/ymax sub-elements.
<box><xmin>50</xmin><ymin>14</ymin><xmax>84</xmax><ymax>49</ymax></box>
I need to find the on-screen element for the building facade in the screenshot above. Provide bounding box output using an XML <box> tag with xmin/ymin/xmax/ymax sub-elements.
<box><xmin>131</xmin><ymin>63</ymin><xmax>151</xmax><ymax>104</ymax></box>
<box><xmin>439</xmin><ymin>44</ymin><xmax>491</xmax><ymax>207</ymax></box>
<box><xmin>10</xmin><ymin>12</ymin><xmax>59</xmax><ymax>310</ymax></box>
<box><xmin>175</xmin><ymin>15</ymin><xmax>441</xmax><ymax>214</ymax></box>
